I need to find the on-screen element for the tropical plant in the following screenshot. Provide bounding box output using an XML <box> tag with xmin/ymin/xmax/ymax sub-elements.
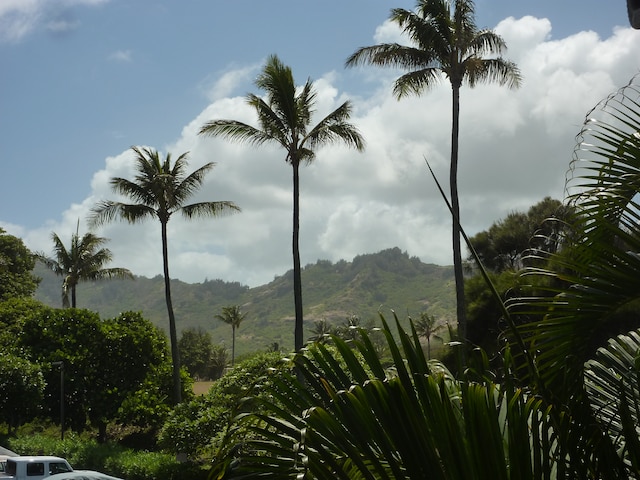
<box><xmin>413</xmin><ymin>311</ymin><xmax>444</xmax><ymax>358</ymax></box>
<box><xmin>308</xmin><ymin>318</ymin><xmax>334</xmax><ymax>344</ymax></box>
<box><xmin>211</xmin><ymin>317</ymin><xmax>567</xmax><ymax>479</ymax></box>
<box><xmin>214</xmin><ymin>305</ymin><xmax>247</xmax><ymax>366</ymax></box>
<box><xmin>200</xmin><ymin>54</ymin><xmax>365</xmax><ymax>352</ymax></box>
<box><xmin>36</xmin><ymin>222</ymin><xmax>132</xmax><ymax>308</ymax></box>
<box><xmin>346</xmin><ymin>0</ymin><xmax>521</xmax><ymax>340</ymax></box>
<box><xmin>89</xmin><ymin>146</ymin><xmax>240</xmax><ymax>404</ymax></box>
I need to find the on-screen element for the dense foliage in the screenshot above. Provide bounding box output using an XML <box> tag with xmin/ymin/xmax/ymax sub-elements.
<box><xmin>159</xmin><ymin>352</ymin><xmax>286</xmax><ymax>457</ymax></box>
<box><xmin>0</xmin><ymin>301</ymin><xmax>181</xmax><ymax>440</ymax></box>
<box><xmin>0</xmin><ymin>228</ymin><xmax>39</xmax><ymax>301</ymax></box>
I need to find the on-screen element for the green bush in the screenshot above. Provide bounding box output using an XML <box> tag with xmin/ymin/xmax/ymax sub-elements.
<box><xmin>104</xmin><ymin>450</ymin><xmax>207</xmax><ymax>480</ymax></box>
<box><xmin>6</xmin><ymin>428</ymin><xmax>207</xmax><ymax>480</ymax></box>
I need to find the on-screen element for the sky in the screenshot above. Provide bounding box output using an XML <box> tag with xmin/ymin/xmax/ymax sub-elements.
<box><xmin>1</xmin><ymin>0</ymin><xmax>639</xmax><ymax>288</ymax></box>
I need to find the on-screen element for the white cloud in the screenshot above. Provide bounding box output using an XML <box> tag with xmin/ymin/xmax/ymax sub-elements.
<box><xmin>108</xmin><ymin>49</ymin><xmax>132</xmax><ymax>63</ymax></box>
<box><xmin>15</xmin><ymin>17</ymin><xmax>640</xmax><ymax>287</ymax></box>
<box><xmin>0</xmin><ymin>0</ymin><xmax>108</xmax><ymax>42</ymax></box>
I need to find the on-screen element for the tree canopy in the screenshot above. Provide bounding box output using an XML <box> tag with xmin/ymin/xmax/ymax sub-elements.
<box><xmin>0</xmin><ymin>228</ymin><xmax>39</xmax><ymax>301</ymax></box>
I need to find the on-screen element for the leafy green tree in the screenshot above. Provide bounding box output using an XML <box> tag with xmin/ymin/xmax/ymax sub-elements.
<box><xmin>346</xmin><ymin>0</ymin><xmax>521</xmax><ymax>340</ymax></box>
<box><xmin>0</xmin><ymin>297</ymin><xmax>49</xmax><ymax>348</ymax></box>
<box><xmin>90</xmin><ymin>146</ymin><xmax>240</xmax><ymax>404</ymax></box>
<box><xmin>200</xmin><ymin>55</ymin><xmax>365</xmax><ymax>352</ymax></box>
<box><xmin>0</xmin><ymin>228</ymin><xmax>39</xmax><ymax>301</ymax></box>
<box><xmin>90</xmin><ymin>311</ymin><xmax>176</xmax><ymax>442</ymax></box>
<box><xmin>179</xmin><ymin>327</ymin><xmax>215</xmax><ymax>380</ymax></box>
<box><xmin>16</xmin><ymin>306</ymin><xmax>177</xmax><ymax>437</ymax></box>
<box><xmin>0</xmin><ymin>353</ymin><xmax>44</xmax><ymax>432</ymax></box>
<box><xmin>159</xmin><ymin>351</ymin><xmax>286</xmax><ymax>457</ymax></box>
<box><xmin>467</xmin><ymin>197</ymin><xmax>569</xmax><ymax>272</ymax></box>
<box><xmin>36</xmin><ymin>223</ymin><xmax>133</xmax><ymax>308</ymax></box>
<box><xmin>464</xmin><ymin>197</ymin><xmax>570</xmax><ymax>354</ymax></box>
<box><xmin>214</xmin><ymin>305</ymin><xmax>247</xmax><ymax>366</ymax></box>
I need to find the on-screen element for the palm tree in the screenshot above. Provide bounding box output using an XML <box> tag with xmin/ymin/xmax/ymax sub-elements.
<box><xmin>346</xmin><ymin>0</ymin><xmax>521</xmax><ymax>341</ymax></box>
<box><xmin>199</xmin><ymin>54</ymin><xmax>365</xmax><ymax>352</ymax></box>
<box><xmin>89</xmin><ymin>146</ymin><xmax>240</xmax><ymax>404</ymax></box>
<box><xmin>414</xmin><ymin>311</ymin><xmax>443</xmax><ymax>358</ymax></box>
<box><xmin>214</xmin><ymin>305</ymin><xmax>247</xmax><ymax>366</ymax></box>
<box><xmin>36</xmin><ymin>221</ymin><xmax>132</xmax><ymax>308</ymax></box>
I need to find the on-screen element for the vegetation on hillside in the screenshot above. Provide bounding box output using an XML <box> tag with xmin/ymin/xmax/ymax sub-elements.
<box><xmin>35</xmin><ymin>248</ymin><xmax>455</xmax><ymax>357</ymax></box>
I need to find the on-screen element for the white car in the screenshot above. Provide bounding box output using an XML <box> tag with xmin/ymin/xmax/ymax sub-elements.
<box><xmin>46</xmin><ymin>472</ymin><xmax>122</xmax><ymax>480</ymax></box>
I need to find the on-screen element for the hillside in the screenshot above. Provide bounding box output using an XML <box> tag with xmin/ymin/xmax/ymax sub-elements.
<box><xmin>35</xmin><ymin>247</ymin><xmax>455</xmax><ymax>357</ymax></box>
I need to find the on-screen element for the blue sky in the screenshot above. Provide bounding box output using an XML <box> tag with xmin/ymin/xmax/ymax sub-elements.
<box><xmin>1</xmin><ymin>0</ymin><xmax>639</xmax><ymax>289</ymax></box>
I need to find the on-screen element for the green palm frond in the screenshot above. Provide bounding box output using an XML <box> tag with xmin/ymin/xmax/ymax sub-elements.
<box><xmin>508</xmin><ymin>75</ymin><xmax>640</xmax><ymax>399</ymax></box>
<box><xmin>214</xmin><ymin>316</ymin><xmax>563</xmax><ymax>480</ymax></box>
<box><xmin>585</xmin><ymin>329</ymin><xmax>640</xmax><ymax>474</ymax></box>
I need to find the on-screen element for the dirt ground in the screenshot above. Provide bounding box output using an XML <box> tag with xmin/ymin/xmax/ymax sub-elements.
<box><xmin>193</xmin><ymin>381</ymin><xmax>214</xmax><ymax>395</ymax></box>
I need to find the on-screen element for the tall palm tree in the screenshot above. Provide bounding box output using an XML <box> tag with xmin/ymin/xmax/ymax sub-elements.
<box><xmin>199</xmin><ymin>54</ymin><xmax>365</xmax><ymax>352</ymax></box>
<box><xmin>214</xmin><ymin>305</ymin><xmax>247</xmax><ymax>366</ymax></box>
<box><xmin>89</xmin><ymin>146</ymin><xmax>240</xmax><ymax>404</ymax></box>
<box><xmin>36</xmin><ymin>221</ymin><xmax>132</xmax><ymax>308</ymax></box>
<box><xmin>346</xmin><ymin>0</ymin><xmax>521</xmax><ymax>341</ymax></box>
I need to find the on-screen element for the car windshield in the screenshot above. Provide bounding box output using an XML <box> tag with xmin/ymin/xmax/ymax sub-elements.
<box><xmin>50</xmin><ymin>463</ymin><xmax>72</xmax><ymax>475</ymax></box>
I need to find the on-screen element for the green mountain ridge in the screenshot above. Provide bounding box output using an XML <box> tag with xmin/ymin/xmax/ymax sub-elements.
<box><xmin>34</xmin><ymin>247</ymin><xmax>455</xmax><ymax>356</ymax></box>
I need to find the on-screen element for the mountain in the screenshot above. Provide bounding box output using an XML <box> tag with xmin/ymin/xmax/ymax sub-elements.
<box><xmin>34</xmin><ymin>247</ymin><xmax>455</xmax><ymax>357</ymax></box>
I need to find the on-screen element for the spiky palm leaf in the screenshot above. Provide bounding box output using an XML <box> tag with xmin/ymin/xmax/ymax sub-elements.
<box><xmin>212</xmin><ymin>316</ymin><xmax>563</xmax><ymax>480</ymax></box>
<box><xmin>585</xmin><ymin>329</ymin><xmax>640</xmax><ymax>476</ymax></box>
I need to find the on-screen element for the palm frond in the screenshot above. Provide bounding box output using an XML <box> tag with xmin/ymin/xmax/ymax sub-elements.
<box><xmin>180</xmin><ymin>201</ymin><xmax>240</xmax><ymax>219</ymax></box>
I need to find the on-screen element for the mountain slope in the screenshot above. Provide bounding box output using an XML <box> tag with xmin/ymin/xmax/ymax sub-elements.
<box><xmin>35</xmin><ymin>247</ymin><xmax>455</xmax><ymax>356</ymax></box>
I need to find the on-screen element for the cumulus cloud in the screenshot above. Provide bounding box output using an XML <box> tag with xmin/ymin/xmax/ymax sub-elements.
<box><xmin>16</xmin><ymin>17</ymin><xmax>640</xmax><ymax>287</ymax></box>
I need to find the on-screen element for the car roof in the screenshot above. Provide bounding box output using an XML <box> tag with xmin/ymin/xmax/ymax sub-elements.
<box><xmin>47</xmin><ymin>471</ymin><xmax>122</xmax><ymax>480</ymax></box>
<box><xmin>7</xmin><ymin>457</ymin><xmax>68</xmax><ymax>462</ymax></box>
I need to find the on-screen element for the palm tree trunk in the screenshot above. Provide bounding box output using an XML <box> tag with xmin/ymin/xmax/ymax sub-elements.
<box><xmin>292</xmin><ymin>161</ymin><xmax>304</xmax><ymax>352</ymax></box>
<box><xmin>231</xmin><ymin>325</ymin><xmax>236</xmax><ymax>366</ymax></box>
<box><xmin>71</xmin><ymin>285</ymin><xmax>77</xmax><ymax>309</ymax></box>
<box><xmin>161</xmin><ymin>221</ymin><xmax>182</xmax><ymax>404</ymax></box>
<box><xmin>450</xmin><ymin>83</ymin><xmax>467</xmax><ymax>341</ymax></box>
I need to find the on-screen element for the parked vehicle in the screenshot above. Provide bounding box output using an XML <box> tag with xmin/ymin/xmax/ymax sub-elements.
<box><xmin>0</xmin><ymin>457</ymin><xmax>120</xmax><ymax>480</ymax></box>
<box><xmin>47</xmin><ymin>472</ymin><xmax>122</xmax><ymax>480</ymax></box>
<box><xmin>2</xmin><ymin>457</ymin><xmax>72</xmax><ymax>480</ymax></box>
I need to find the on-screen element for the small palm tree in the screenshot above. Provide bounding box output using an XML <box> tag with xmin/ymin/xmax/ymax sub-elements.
<box><xmin>90</xmin><ymin>146</ymin><xmax>240</xmax><ymax>404</ymax></box>
<box><xmin>36</xmin><ymin>221</ymin><xmax>132</xmax><ymax>308</ymax></box>
<box><xmin>414</xmin><ymin>312</ymin><xmax>444</xmax><ymax>358</ymax></box>
<box><xmin>200</xmin><ymin>54</ymin><xmax>365</xmax><ymax>352</ymax></box>
<box><xmin>214</xmin><ymin>305</ymin><xmax>247</xmax><ymax>366</ymax></box>
<box><xmin>308</xmin><ymin>318</ymin><xmax>334</xmax><ymax>344</ymax></box>
<box><xmin>346</xmin><ymin>0</ymin><xmax>521</xmax><ymax>340</ymax></box>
